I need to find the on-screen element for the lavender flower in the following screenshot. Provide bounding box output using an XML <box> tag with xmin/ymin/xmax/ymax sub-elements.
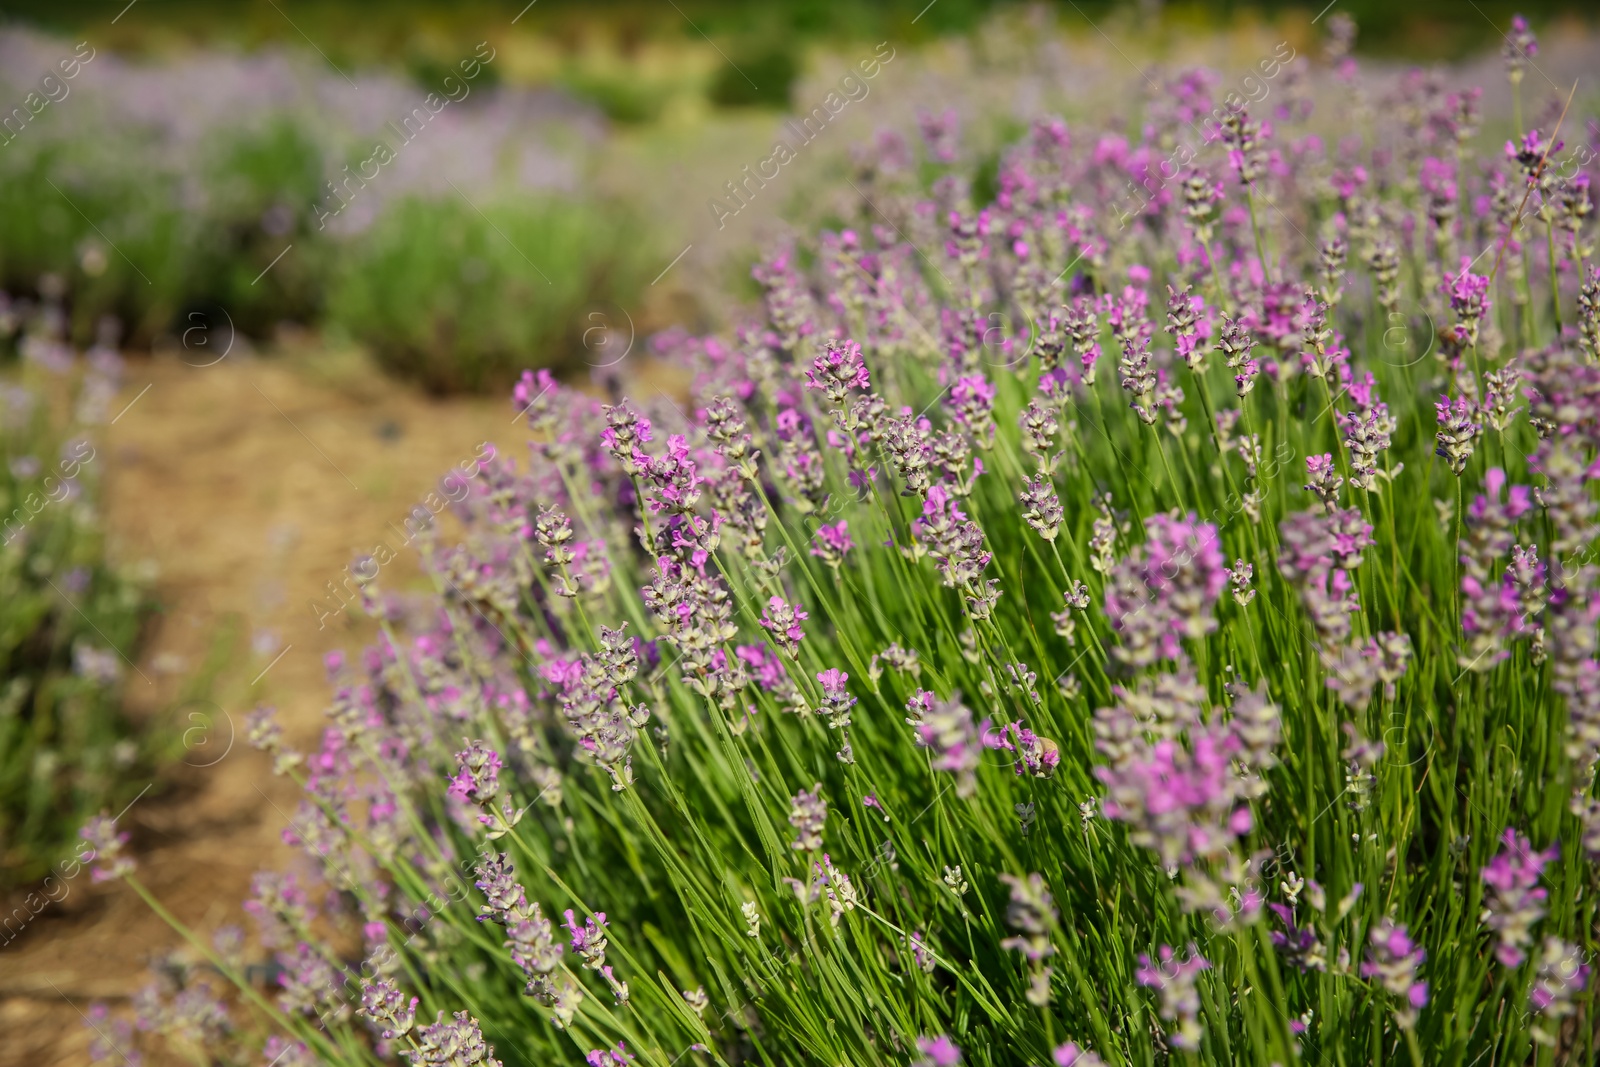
<box><xmin>948</xmin><ymin>375</ymin><xmax>997</xmax><ymax>445</ymax></box>
<box><xmin>914</xmin><ymin>692</ymin><xmax>983</xmax><ymax>797</ymax></box>
<box><xmin>1502</xmin><ymin>14</ymin><xmax>1539</xmax><ymax>83</ymax></box>
<box><xmin>1087</xmin><ymin>494</ymin><xmax>1119</xmax><ymax>575</ymax></box>
<box><xmin>879</xmin><ymin>641</ymin><xmax>921</xmax><ymax>676</ymax></box>
<box><xmin>1118</xmin><ymin>334</ymin><xmax>1156</xmax><ymax>425</ymax></box>
<box><xmin>790</xmin><ymin>783</ymin><xmax>827</xmax><ymax>851</ymax></box>
<box><xmin>1097</xmin><ymin>716</ymin><xmax>1252</xmax><ymax>868</ymax></box>
<box><xmin>1018</xmin><ymin>400</ymin><xmax>1059</xmax><ymax>464</ymax></box>
<box><xmin>1268</xmin><ymin>903</ymin><xmax>1325</xmax><ymax>972</ymax></box>
<box><xmin>1216</xmin><ymin>314</ymin><xmax>1257</xmax><ymax>396</ymax></box>
<box><xmin>601</xmin><ymin>401</ymin><xmax>651</xmax><ymax>477</ymax></box>
<box><xmin>1342</xmin><ymin>725</ymin><xmax>1386</xmax><ymax>811</ymax></box>
<box><xmin>1480</xmin><ymin>828</ymin><xmax>1556</xmax><ymax>967</ymax></box>
<box><xmin>585</xmin><ymin>1042</ymin><xmax>634</xmax><ymax>1067</ymax></box>
<box><xmin>359</xmin><ymin>977</ymin><xmax>418</xmax><ymax>1041</ymax></box>
<box><xmin>244</xmin><ymin>704</ymin><xmax>302</xmax><ymax>775</ymax></box>
<box><xmin>471</xmin><ymin>854</ymin><xmax>573</xmax><ymax>1026</ymax></box>
<box><xmin>1435</xmin><ymin>394</ymin><xmax>1481</xmax><ymax>476</ymax></box>
<box><xmin>642</xmin><ymin>434</ymin><xmax>703</xmax><ymax>517</ymax></box>
<box><xmin>1482</xmin><ymin>364</ymin><xmax>1523</xmax><ymax>433</ymax></box>
<box><xmin>914</xmin><ymin>1034</ymin><xmax>962</xmax><ymax>1067</ymax></box>
<box><xmin>916</xmin><ymin>486</ymin><xmax>994</xmax><ymax>592</ymax></box>
<box><xmin>596</xmin><ymin>623</ymin><xmax>638</xmax><ymax>687</ymax></box>
<box><xmin>1053</xmin><ymin>1044</ymin><xmax>1106</xmax><ymax>1067</ymax></box>
<box><xmin>1181</xmin><ymin>173</ymin><xmax>1222</xmax><ymax>245</ymax></box>
<box><xmin>704</xmin><ymin>396</ymin><xmax>761</xmax><ymax>480</ymax></box>
<box><xmin>1304</xmin><ymin>453</ymin><xmax>1343</xmax><ymax>513</ymax></box>
<box><xmin>999</xmin><ymin>872</ymin><xmax>1057</xmax><ymax>1005</ymax></box>
<box><xmin>244</xmin><ymin>870</ymin><xmax>314</xmax><ymax>950</ymax></box>
<box><xmin>998</xmin><ymin>721</ymin><xmax>1061</xmax><ymax>780</ymax></box>
<box><xmin>1165</xmin><ymin>285</ymin><xmax>1209</xmax><ymax>370</ymax></box>
<box><xmin>759</xmin><ymin>596</ymin><xmax>809</xmax><ymax>657</ymax></box>
<box><xmin>564</xmin><ymin>909</ymin><xmax>610</xmax><ymax>970</ymax></box>
<box><xmin>83</xmin><ymin>1002</ymin><xmax>139</xmax><ymax>1067</ymax></box>
<box><xmin>1445</xmin><ymin>261</ymin><xmax>1492</xmax><ymax>348</ymax></box>
<box><xmin>907</xmin><ymin>929</ymin><xmax>935</xmax><ymax>972</ymax></box>
<box><xmin>534</xmin><ymin>504</ymin><xmax>576</xmax><ymax>567</ymax></box>
<box><xmin>404</xmin><ymin>1011</ymin><xmax>503</xmax><ymax>1067</ymax></box>
<box><xmin>1340</xmin><ymin>374</ymin><xmax>1396</xmax><ymax>490</ymax></box>
<box><xmin>277</xmin><ymin>941</ymin><xmax>346</xmax><ymax>1020</ymax></box>
<box><xmin>1367</xmin><ymin>238</ymin><xmax>1402</xmax><ymax>315</ymax></box>
<box><xmin>810</xmin><ymin>521</ymin><xmax>853</xmax><ymax>567</ymax></box>
<box><xmin>1579</xmin><ymin>266</ymin><xmax>1600</xmax><ymax>360</ymax></box>
<box><xmin>1299</xmin><ymin>291</ymin><xmax>1339</xmax><ymax>380</ymax></box>
<box><xmin>883</xmin><ymin>410</ymin><xmax>935</xmax><ymax>493</ymax></box>
<box><xmin>804</xmin><ymin>338</ymin><xmax>872</xmax><ymax>405</ymax></box>
<box><xmin>1227</xmin><ymin>681</ymin><xmax>1281</xmax><ymax>797</ymax></box>
<box><xmin>816</xmin><ymin>668</ymin><xmax>857</xmax><ymax>729</ymax></box>
<box><xmin>1019</xmin><ymin>474</ymin><xmax>1063</xmax><ymax>541</ymax></box>
<box><xmin>80</xmin><ymin>814</ymin><xmax>134</xmax><ymax>882</ymax></box>
<box><xmin>1320</xmin><ymin>234</ymin><xmax>1348</xmax><ymax>303</ymax></box>
<box><xmin>448</xmin><ymin>740</ymin><xmax>525</xmax><ymax>838</ymax></box>
<box><xmin>1136</xmin><ymin>945</ymin><xmax>1210</xmax><ymax>1050</ymax></box>
<box><xmin>1223</xmin><ymin>107</ymin><xmax>1268</xmax><ymax>186</ymax></box>
<box><xmin>1529</xmin><ymin>937</ymin><xmax>1588</xmax><ymax>1045</ymax></box>
<box><xmin>1361</xmin><ymin>919</ymin><xmax>1428</xmax><ymax>1028</ymax></box>
<box><xmin>1059</xmin><ymin>296</ymin><xmax>1102</xmax><ymax>387</ymax></box>
<box><xmin>1226</xmin><ymin>559</ymin><xmax>1255</xmax><ymax>605</ymax></box>
<box><xmin>1103</xmin><ymin>512</ymin><xmax>1226</xmax><ymax>668</ymax></box>
<box><xmin>1460</xmin><ymin>469</ymin><xmax>1537</xmax><ymax>670</ymax></box>
<box><xmin>999</xmin><ymin>872</ymin><xmax>1057</xmax><ymax>961</ymax></box>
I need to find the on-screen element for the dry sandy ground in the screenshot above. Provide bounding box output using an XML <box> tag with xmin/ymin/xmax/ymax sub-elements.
<box><xmin>0</xmin><ymin>340</ymin><xmax>507</xmax><ymax>1066</ymax></box>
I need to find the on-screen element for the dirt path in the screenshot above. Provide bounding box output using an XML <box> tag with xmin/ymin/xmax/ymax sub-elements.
<box><xmin>0</xmin><ymin>339</ymin><xmax>503</xmax><ymax>1066</ymax></box>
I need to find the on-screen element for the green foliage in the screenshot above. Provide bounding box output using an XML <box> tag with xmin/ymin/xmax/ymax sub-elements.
<box><xmin>185</xmin><ymin>118</ymin><xmax>333</xmax><ymax>337</ymax></box>
<box><xmin>559</xmin><ymin>69</ymin><xmax>671</xmax><ymax>124</ymax></box>
<box><xmin>326</xmin><ymin>194</ymin><xmax>656</xmax><ymax>393</ymax></box>
<box><xmin>707</xmin><ymin>43</ymin><xmax>799</xmax><ymax>110</ymax></box>
<box><xmin>0</xmin><ymin>141</ymin><xmax>190</xmax><ymax>347</ymax></box>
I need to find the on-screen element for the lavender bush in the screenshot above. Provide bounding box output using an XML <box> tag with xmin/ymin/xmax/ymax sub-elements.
<box><xmin>87</xmin><ymin>14</ymin><xmax>1600</xmax><ymax>1066</ymax></box>
<box><xmin>0</xmin><ymin>294</ymin><xmax>154</xmax><ymax>887</ymax></box>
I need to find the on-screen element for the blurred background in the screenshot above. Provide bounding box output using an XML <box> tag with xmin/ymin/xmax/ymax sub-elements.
<box><xmin>0</xmin><ymin>1</ymin><xmax>1596</xmax><ymax>1064</ymax></box>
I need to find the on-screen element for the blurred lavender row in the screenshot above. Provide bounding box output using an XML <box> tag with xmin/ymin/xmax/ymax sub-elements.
<box><xmin>0</xmin><ymin>29</ymin><xmax>653</xmax><ymax>390</ymax></box>
<box><xmin>0</xmin><ymin>27</ymin><xmax>600</xmax><ymax>230</ymax></box>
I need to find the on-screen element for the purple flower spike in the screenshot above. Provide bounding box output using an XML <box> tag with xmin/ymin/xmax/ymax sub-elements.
<box><xmin>816</xmin><ymin>668</ymin><xmax>857</xmax><ymax>729</ymax></box>
<box><xmin>448</xmin><ymin>740</ymin><xmax>525</xmax><ymax>839</ymax></box>
<box><xmin>586</xmin><ymin>1042</ymin><xmax>633</xmax><ymax>1067</ymax></box>
<box><xmin>1054</xmin><ymin>1043</ymin><xmax>1106</xmax><ymax>1067</ymax></box>
<box><xmin>759</xmin><ymin>596</ymin><xmax>809</xmax><ymax>657</ymax></box>
<box><xmin>1530</xmin><ymin>937</ymin><xmax>1588</xmax><ymax>1040</ymax></box>
<box><xmin>1361</xmin><ymin>918</ymin><xmax>1428</xmax><ymax>1029</ymax></box>
<box><xmin>810</xmin><ymin>520</ymin><xmax>853</xmax><ymax>566</ymax></box>
<box><xmin>1136</xmin><ymin>944</ymin><xmax>1210</xmax><ymax>1050</ymax></box>
<box><xmin>1104</xmin><ymin>512</ymin><xmax>1226</xmax><ymax>667</ymax></box>
<box><xmin>789</xmin><ymin>783</ymin><xmax>827</xmax><ymax>851</ymax></box>
<box><xmin>804</xmin><ymin>338</ymin><xmax>871</xmax><ymax>404</ymax></box>
<box><xmin>80</xmin><ymin>813</ymin><xmax>134</xmax><ymax>883</ymax></box>
<box><xmin>564</xmin><ymin>909</ymin><xmax>610</xmax><ymax>970</ymax></box>
<box><xmin>914</xmin><ymin>1034</ymin><xmax>962</xmax><ymax>1067</ymax></box>
<box><xmin>447</xmin><ymin>740</ymin><xmax>503</xmax><ymax>806</ymax></box>
<box><xmin>1503</xmin><ymin>15</ymin><xmax>1539</xmax><ymax>80</ymax></box>
<box><xmin>1481</xmin><ymin>828</ymin><xmax>1556</xmax><ymax>968</ymax></box>
<box><xmin>1435</xmin><ymin>393</ymin><xmax>1481</xmax><ymax>475</ymax></box>
<box><xmin>947</xmin><ymin>374</ymin><xmax>997</xmax><ymax>444</ymax></box>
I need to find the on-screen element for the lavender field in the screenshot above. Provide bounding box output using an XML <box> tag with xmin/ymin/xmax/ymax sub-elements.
<box><xmin>6</xmin><ymin>3</ymin><xmax>1600</xmax><ymax>1065</ymax></box>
